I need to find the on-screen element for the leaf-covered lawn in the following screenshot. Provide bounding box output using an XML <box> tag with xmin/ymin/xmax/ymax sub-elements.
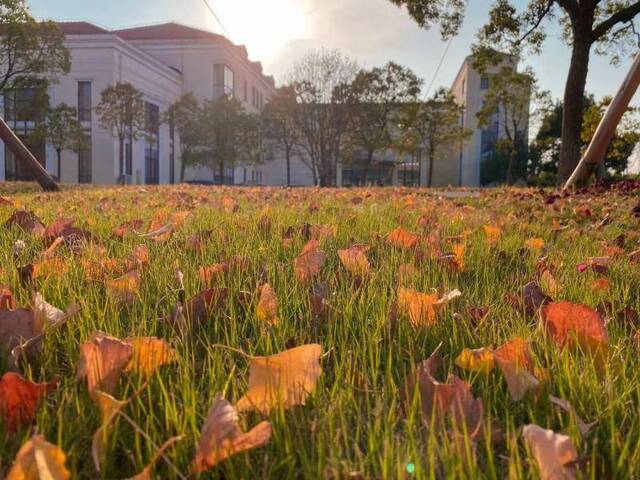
<box><xmin>0</xmin><ymin>184</ymin><xmax>639</xmax><ymax>479</ymax></box>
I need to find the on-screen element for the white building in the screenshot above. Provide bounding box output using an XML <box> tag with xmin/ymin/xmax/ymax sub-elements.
<box><xmin>0</xmin><ymin>21</ymin><xmax>314</xmax><ymax>185</ymax></box>
<box><xmin>0</xmin><ymin>22</ymin><xmax>526</xmax><ymax>187</ymax></box>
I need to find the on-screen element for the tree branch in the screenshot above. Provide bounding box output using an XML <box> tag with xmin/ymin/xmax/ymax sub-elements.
<box><xmin>555</xmin><ymin>0</ymin><xmax>579</xmax><ymax>20</ymax></box>
<box><xmin>518</xmin><ymin>0</ymin><xmax>555</xmax><ymax>44</ymax></box>
<box><xmin>592</xmin><ymin>1</ymin><xmax>640</xmax><ymax>40</ymax></box>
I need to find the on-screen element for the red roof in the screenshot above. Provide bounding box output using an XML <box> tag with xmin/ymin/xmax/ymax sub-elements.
<box><xmin>114</xmin><ymin>23</ymin><xmax>225</xmax><ymax>42</ymax></box>
<box><xmin>57</xmin><ymin>22</ymin><xmax>110</xmax><ymax>35</ymax></box>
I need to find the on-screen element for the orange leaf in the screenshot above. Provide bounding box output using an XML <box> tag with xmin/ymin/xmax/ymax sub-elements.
<box><xmin>76</xmin><ymin>332</ymin><xmax>133</xmax><ymax>396</ymax></box>
<box><xmin>525</xmin><ymin>238</ymin><xmax>545</xmax><ymax>251</ymax></box>
<box><xmin>540</xmin><ymin>301</ymin><xmax>609</xmax><ymax>354</ymax></box>
<box><xmin>397</xmin><ymin>288</ymin><xmax>460</xmax><ymax>328</ymax></box>
<box><xmin>522</xmin><ymin>424</ymin><xmax>578</xmax><ymax>480</ymax></box>
<box><xmin>483</xmin><ymin>225</ymin><xmax>502</xmax><ymax>244</ymax></box>
<box><xmin>494</xmin><ymin>338</ymin><xmax>539</xmax><ymax>401</ymax></box>
<box><xmin>0</xmin><ymin>372</ymin><xmax>58</xmax><ymax>432</ymax></box>
<box><xmin>5</xmin><ymin>434</ymin><xmax>70</xmax><ymax>479</ymax></box>
<box><xmin>386</xmin><ymin>227</ymin><xmax>418</xmax><ymax>249</ymax></box>
<box><xmin>91</xmin><ymin>391</ymin><xmax>128</xmax><ymax>472</ymax></box>
<box><xmin>192</xmin><ymin>396</ymin><xmax>271</xmax><ymax>473</ymax></box>
<box><xmin>294</xmin><ymin>239</ymin><xmax>326</xmax><ymax>283</ymax></box>
<box><xmin>256</xmin><ymin>283</ymin><xmax>278</xmax><ymax>326</ymax></box>
<box><xmin>105</xmin><ymin>270</ymin><xmax>141</xmax><ymax>305</ymax></box>
<box><xmin>236</xmin><ymin>344</ymin><xmax>322</xmax><ymax>414</ymax></box>
<box><xmin>124</xmin><ymin>337</ymin><xmax>178</xmax><ymax>377</ymax></box>
<box><xmin>337</xmin><ymin>245</ymin><xmax>370</xmax><ymax>276</ymax></box>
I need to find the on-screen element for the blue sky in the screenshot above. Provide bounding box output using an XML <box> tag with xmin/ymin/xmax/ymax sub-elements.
<box><xmin>29</xmin><ymin>0</ymin><xmax>639</xmax><ymax>105</ymax></box>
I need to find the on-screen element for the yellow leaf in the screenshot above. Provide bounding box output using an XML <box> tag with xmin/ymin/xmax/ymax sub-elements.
<box><xmin>455</xmin><ymin>348</ymin><xmax>495</xmax><ymax>374</ymax></box>
<box><xmin>236</xmin><ymin>344</ymin><xmax>322</xmax><ymax>414</ymax></box>
<box><xmin>124</xmin><ymin>337</ymin><xmax>178</xmax><ymax>377</ymax></box>
<box><xmin>5</xmin><ymin>434</ymin><xmax>70</xmax><ymax>480</ymax></box>
<box><xmin>256</xmin><ymin>283</ymin><xmax>278</xmax><ymax>326</ymax></box>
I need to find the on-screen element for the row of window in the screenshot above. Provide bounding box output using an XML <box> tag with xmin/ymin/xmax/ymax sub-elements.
<box><xmin>213</xmin><ymin>63</ymin><xmax>265</xmax><ymax>109</ymax></box>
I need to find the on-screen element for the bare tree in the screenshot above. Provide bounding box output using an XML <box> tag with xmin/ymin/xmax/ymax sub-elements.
<box><xmin>288</xmin><ymin>49</ymin><xmax>358</xmax><ymax>186</ymax></box>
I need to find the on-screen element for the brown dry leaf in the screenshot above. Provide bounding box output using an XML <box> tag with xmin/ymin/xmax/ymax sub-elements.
<box><xmin>43</xmin><ymin>217</ymin><xmax>74</xmax><ymax>242</ymax></box>
<box><xmin>0</xmin><ymin>372</ymin><xmax>58</xmax><ymax>432</ymax></box>
<box><xmin>540</xmin><ymin>301</ymin><xmax>609</xmax><ymax>355</ymax></box>
<box><xmin>294</xmin><ymin>239</ymin><xmax>326</xmax><ymax>283</ymax></box>
<box><xmin>337</xmin><ymin>245</ymin><xmax>371</xmax><ymax>276</ymax></box>
<box><xmin>193</xmin><ymin>396</ymin><xmax>271</xmax><ymax>473</ymax></box>
<box><xmin>4</xmin><ymin>210</ymin><xmax>46</xmax><ymax>236</ymax></box>
<box><xmin>76</xmin><ymin>332</ymin><xmax>134</xmax><ymax>395</ymax></box>
<box><xmin>452</xmin><ymin>243</ymin><xmax>465</xmax><ymax>271</ymax></box>
<box><xmin>236</xmin><ymin>344</ymin><xmax>322</xmax><ymax>414</ymax></box>
<box><xmin>522</xmin><ymin>424</ymin><xmax>578</xmax><ymax>480</ymax></box>
<box><xmin>256</xmin><ymin>283</ymin><xmax>278</xmax><ymax>326</ymax></box>
<box><xmin>166</xmin><ymin>288</ymin><xmax>229</xmax><ymax>327</ymax></box>
<box><xmin>402</xmin><ymin>351</ymin><xmax>484</xmax><ymax>440</ymax></box>
<box><xmin>455</xmin><ymin>348</ymin><xmax>495</xmax><ymax>374</ymax></box>
<box><xmin>32</xmin><ymin>257</ymin><xmax>69</xmax><ymax>280</ymax></box>
<box><xmin>494</xmin><ymin>338</ymin><xmax>540</xmax><ymax>401</ymax></box>
<box><xmin>199</xmin><ymin>263</ymin><xmax>228</xmax><ymax>285</ymax></box>
<box><xmin>386</xmin><ymin>227</ymin><xmax>418</xmax><ymax>249</ymax></box>
<box><xmin>540</xmin><ymin>269</ymin><xmax>560</xmax><ymax>297</ymax></box>
<box><xmin>113</xmin><ymin>219</ymin><xmax>144</xmax><ymax>238</ymax></box>
<box><xmin>549</xmin><ymin>395</ymin><xmax>595</xmax><ymax>437</ymax></box>
<box><xmin>105</xmin><ymin>270</ymin><xmax>141</xmax><ymax>305</ymax></box>
<box><xmin>397</xmin><ymin>288</ymin><xmax>460</xmax><ymax>328</ymax></box>
<box><xmin>0</xmin><ymin>287</ymin><xmax>16</xmax><ymax>310</ymax></box>
<box><xmin>124</xmin><ymin>244</ymin><xmax>149</xmax><ymax>271</ymax></box>
<box><xmin>124</xmin><ymin>337</ymin><xmax>178</xmax><ymax>377</ymax></box>
<box><xmin>5</xmin><ymin>434</ymin><xmax>70</xmax><ymax>480</ymax></box>
<box><xmin>92</xmin><ymin>390</ymin><xmax>128</xmax><ymax>472</ymax></box>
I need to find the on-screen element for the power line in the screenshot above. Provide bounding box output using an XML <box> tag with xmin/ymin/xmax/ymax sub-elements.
<box><xmin>201</xmin><ymin>0</ymin><xmax>230</xmax><ymax>38</ymax></box>
<box><xmin>423</xmin><ymin>35</ymin><xmax>455</xmax><ymax>101</ymax></box>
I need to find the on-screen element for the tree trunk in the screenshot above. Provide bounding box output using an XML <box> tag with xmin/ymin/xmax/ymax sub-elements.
<box><xmin>558</xmin><ymin>34</ymin><xmax>592</xmax><ymax>184</ymax></box>
<box><xmin>118</xmin><ymin>137</ymin><xmax>124</xmax><ymax>184</ymax></box>
<box><xmin>219</xmin><ymin>162</ymin><xmax>225</xmax><ymax>185</ymax></box>
<box><xmin>427</xmin><ymin>149</ymin><xmax>435</xmax><ymax>188</ymax></box>
<box><xmin>506</xmin><ymin>150</ymin><xmax>515</xmax><ymax>185</ymax></box>
<box><xmin>180</xmin><ymin>153</ymin><xmax>186</xmax><ymax>183</ymax></box>
<box><xmin>56</xmin><ymin>149</ymin><xmax>62</xmax><ymax>182</ymax></box>
<box><xmin>285</xmin><ymin>146</ymin><xmax>291</xmax><ymax>186</ymax></box>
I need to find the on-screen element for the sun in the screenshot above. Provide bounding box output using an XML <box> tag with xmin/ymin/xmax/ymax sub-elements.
<box><xmin>210</xmin><ymin>0</ymin><xmax>307</xmax><ymax>62</ymax></box>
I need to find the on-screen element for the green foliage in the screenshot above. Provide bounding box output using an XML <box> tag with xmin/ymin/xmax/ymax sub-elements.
<box><xmin>345</xmin><ymin>62</ymin><xmax>422</xmax><ymax>165</ymax></box>
<box><xmin>40</xmin><ymin>104</ymin><xmax>84</xmax><ymax>154</ymax></box>
<box><xmin>163</xmin><ymin>93</ymin><xmax>200</xmax><ymax>181</ymax></box>
<box><xmin>0</xmin><ymin>0</ymin><xmax>70</xmax><ymax>94</ymax></box>
<box><xmin>95</xmin><ymin>82</ymin><xmax>146</xmax><ymax>142</ymax></box>
<box><xmin>387</xmin><ymin>0</ymin><xmax>466</xmax><ymax>38</ymax></box>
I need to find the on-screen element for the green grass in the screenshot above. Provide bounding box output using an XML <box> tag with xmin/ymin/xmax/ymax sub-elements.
<box><xmin>1</xmin><ymin>183</ymin><xmax>639</xmax><ymax>479</ymax></box>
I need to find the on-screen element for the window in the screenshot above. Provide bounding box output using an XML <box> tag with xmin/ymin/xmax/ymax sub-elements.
<box><xmin>145</xmin><ymin>102</ymin><xmax>160</xmax><ymax>184</ymax></box>
<box><xmin>480</xmin><ymin>77</ymin><xmax>490</xmax><ymax>90</ymax></box>
<box><xmin>78</xmin><ymin>82</ymin><xmax>92</xmax><ymax>121</ymax></box>
<box><xmin>78</xmin><ymin>134</ymin><xmax>92</xmax><ymax>183</ymax></box>
<box><xmin>214</xmin><ymin>64</ymin><xmax>235</xmax><ymax>98</ymax></box>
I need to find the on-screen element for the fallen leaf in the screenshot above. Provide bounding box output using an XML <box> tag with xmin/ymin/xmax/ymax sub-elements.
<box><xmin>124</xmin><ymin>337</ymin><xmax>178</xmax><ymax>377</ymax></box>
<box><xmin>0</xmin><ymin>372</ymin><xmax>58</xmax><ymax>432</ymax></box>
<box><xmin>92</xmin><ymin>390</ymin><xmax>128</xmax><ymax>472</ymax></box>
<box><xmin>494</xmin><ymin>337</ymin><xmax>540</xmax><ymax>401</ymax></box>
<box><xmin>522</xmin><ymin>424</ymin><xmax>578</xmax><ymax>480</ymax></box>
<box><xmin>5</xmin><ymin>434</ymin><xmax>70</xmax><ymax>479</ymax></box>
<box><xmin>540</xmin><ymin>301</ymin><xmax>609</xmax><ymax>354</ymax></box>
<box><xmin>4</xmin><ymin>210</ymin><xmax>45</xmax><ymax>236</ymax></box>
<box><xmin>549</xmin><ymin>395</ymin><xmax>595</xmax><ymax>437</ymax></box>
<box><xmin>294</xmin><ymin>239</ymin><xmax>326</xmax><ymax>283</ymax></box>
<box><xmin>397</xmin><ymin>288</ymin><xmax>460</xmax><ymax>328</ymax></box>
<box><xmin>386</xmin><ymin>227</ymin><xmax>418</xmax><ymax>249</ymax></box>
<box><xmin>192</xmin><ymin>396</ymin><xmax>272</xmax><ymax>473</ymax></box>
<box><xmin>337</xmin><ymin>245</ymin><xmax>371</xmax><ymax>276</ymax></box>
<box><xmin>483</xmin><ymin>225</ymin><xmax>502</xmax><ymax>244</ymax></box>
<box><xmin>76</xmin><ymin>332</ymin><xmax>134</xmax><ymax>395</ymax></box>
<box><xmin>105</xmin><ymin>270</ymin><xmax>141</xmax><ymax>305</ymax></box>
<box><xmin>455</xmin><ymin>348</ymin><xmax>495</xmax><ymax>374</ymax></box>
<box><xmin>236</xmin><ymin>344</ymin><xmax>322</xmax><ymax>414</ymax></box>
<box><xmin>256</xmin><ymin>283</ymin><xmax>278</xmax><ymax>326</ymax></box>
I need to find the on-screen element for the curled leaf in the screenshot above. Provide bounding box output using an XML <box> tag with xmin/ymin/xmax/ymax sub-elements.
<box><xmin>522</xmin><ymin>424</ymin><xmax>578</xmax><ymax>480</ymax></box>
<box><xmin>76</xmin><ymin>332</ymin><xmax>133</xmax><ymax>396</ymax></box>
<box><xmin>193</xmin><ymin>396</ymin><xmax>271</xmax><ymax>473</ymax></box>
<box><xmin>0</xmin><ymin>372</ymin><xmax>58</xmax><ymax>432</ymax></box>
<box><xmin>5</xmin><ymin>434</ymin><xmax>70</xmax><ymax>479</ymax></box>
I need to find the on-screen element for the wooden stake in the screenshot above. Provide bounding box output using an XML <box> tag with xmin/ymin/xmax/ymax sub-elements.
<box><xmin>0</xmin><ymin>116</ymin><xmax>59</xmax><ymax>192</ymax></box>
<box><xmin>564</xmin><ymin>51</ymin><xmax>640</xmax><ymax>189</ymax></box>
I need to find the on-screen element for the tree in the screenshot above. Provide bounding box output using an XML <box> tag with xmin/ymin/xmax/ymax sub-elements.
<box><xmin>192</xmin><ymin>97</ymin><xmax>249</xmax><ymax>184</ymax></box>
<box><xmin>529</xmin><ymin>94</ymin><xmax>638</xmax><ymax>182</ymax></box>
<box><xmin>288</xmin><ymin>49</ymin><xmax>359</xmax><ymax>186</ymax></box>
<box><xmin>163</xmin><ymin>93</ymin><xmax>199</xmax><ymax>182</ymax></box>
<box><xmin>345</xmin><ymin>62</ymin><xmax>422</xmax><ymax>175</ymax></box>
<box><xmin>38</xmin><ymin>104</ymin><xmax>85</xmax><ymax>182</ymax></box>
<box><xmin>95</xmin><ymin>82</ymin><xmax>145</xmax><ymax>183</ymax></box>
<box><xmin>475</xmin><ymin>65</ymin><xmax>547</xmax><ymax>184</ymax></box>
<box><xmin>261</xmin><ymin>86</ymin><xmax>301</xmax><ymax>186</ymax></box>
<box><xmin>398</xmin><ymin>88</ymin><xmax>471</xmax><ymax>187</ymax></box>
<box><xmin>388</xmin><ymin>0</ymin><xmax>640</xmax><ymax>183</ymax></box>
<box><xmin>0</xmin><ymin>1</ymin><xmax>70</xmax><ymax>95</ymax></box>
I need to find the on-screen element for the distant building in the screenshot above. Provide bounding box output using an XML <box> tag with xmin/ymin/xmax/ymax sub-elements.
<box><xmin>0</xmin><ymin>22</ymin><xmax>299</xmax><ymax>185</ymax></box>
<box><xmin>0</xmin><ymin>22</ymin><xmax>528</xmax><ymax>187</ymax></box>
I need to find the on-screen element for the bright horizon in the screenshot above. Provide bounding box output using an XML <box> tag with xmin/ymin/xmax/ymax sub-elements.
<box><xmin>28</xmin><ymin>0</ymin><xmax>639</xmax><ymax>107</ymax></box>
